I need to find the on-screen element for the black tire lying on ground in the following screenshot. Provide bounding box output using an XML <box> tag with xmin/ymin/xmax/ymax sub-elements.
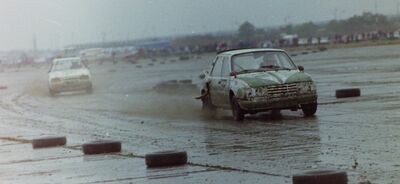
<box><xmin>32</xmin><ymin>136</ymin><xmax>66</xmax><ymax>149</ymax></box>
<box><xmin>335</xmin><ymin>88</ymin><xmax>361</xmax><ymax>98</ymax></box>
<box><xmin>82</xmin><ymin>140</ymin><xmax>121</xmax><ymax>155</ymax></box>
<box><xmin>179</xmin><ymin>79</ymin><xmax>192</xmax><ymax>84</ymax></box>
<box><xmin>319</xmin><ymin>47</ymin><xmax>328</xmax><ymax>51</ymax></box>
<box><xmin>145</xmin><ymin>151</ymin><xmax>187</xmax><ymax>168</ymax></box>
<box><xmin>179</xmin><ymin>55</ymin><xmax>190</xmax><ymax>61</ymax></box>
<box><xmin>293</xmin><ymin>170</ymin><xmax>347</xmax><ymax>184</ymax></box>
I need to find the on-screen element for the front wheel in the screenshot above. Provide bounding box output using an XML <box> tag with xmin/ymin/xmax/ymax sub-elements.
<box><xmin>231</xmin><ymin>96</ymin><xmax>244</xmax><ymax>121</ymax></box>
<box><xmin>301</xmin><ymin>102</ymin><xmax>317</xmax><ymax>117</ymax></box>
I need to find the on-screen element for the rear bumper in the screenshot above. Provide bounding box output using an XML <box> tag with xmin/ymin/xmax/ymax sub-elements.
<box><xmin>238</xmin><ymin>93</ymin><xmax>317</xmax><ymax>112</ymax></box>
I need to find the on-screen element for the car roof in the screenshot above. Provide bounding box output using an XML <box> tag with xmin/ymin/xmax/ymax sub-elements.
<box><xmin>53</xmin><ymin>57</ymin><xmax>81</xmax><ymax>63</ymax></box>
<box><xmin>218</xmin><ymin>48</ymin><xmax>285</xmax><ymax>56</ymax></box>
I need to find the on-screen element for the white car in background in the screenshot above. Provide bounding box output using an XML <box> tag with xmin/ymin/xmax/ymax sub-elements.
<box><xmin>48</xmin><ymin>57</ymin><xmax>92</xmax><ymax>96</ymax></box>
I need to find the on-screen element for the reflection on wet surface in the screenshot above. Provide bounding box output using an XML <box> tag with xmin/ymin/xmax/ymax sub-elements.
<box><xmin>1</xmin><ymin>45</ymin><xmax>400</xmax><ymax>183</ymax></box>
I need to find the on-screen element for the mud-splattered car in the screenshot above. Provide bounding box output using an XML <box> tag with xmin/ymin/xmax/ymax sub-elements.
<box><xmin>48</xmin><ymin>57</ymin><xmax>93</xmax><ymax>96</ymax></box>
<box><xmin>199</xmin><ymin>48</ymin><xmax>317</xmax><ymax>121</ymax></box>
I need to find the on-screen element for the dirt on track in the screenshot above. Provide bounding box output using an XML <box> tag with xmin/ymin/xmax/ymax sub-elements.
<box><xmin>1</xmin><ymin>45</ymin><xmax>400</xmax><ymax>183</ymax></box>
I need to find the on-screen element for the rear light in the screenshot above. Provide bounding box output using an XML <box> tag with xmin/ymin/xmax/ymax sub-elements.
<box><xmin>80</xmin><ymin>75</ymin><xmax>89</xmax><ymax>80</ymax></box>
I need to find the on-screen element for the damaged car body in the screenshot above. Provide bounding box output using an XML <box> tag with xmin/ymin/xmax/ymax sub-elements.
<box><xmin>199</xmin><ymin>48</ymin><xmax>318</xmax><ymax>121</ymax></box>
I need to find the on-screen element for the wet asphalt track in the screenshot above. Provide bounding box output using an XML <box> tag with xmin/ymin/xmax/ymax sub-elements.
<box><xmin>1</xmin><ymin>45</ymin><xmax>400</xmax><ymax>183</ymax></box>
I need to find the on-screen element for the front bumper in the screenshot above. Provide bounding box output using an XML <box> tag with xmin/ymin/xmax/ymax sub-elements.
<box><xmin>49</xmin><ymin>79</ymin><xmax>92</xmax><ymax>92</ymax></box>
<box><xmin>238</xmin><ymin>93</ymin><xmax>317</xmax><ymax>112</ymax></box>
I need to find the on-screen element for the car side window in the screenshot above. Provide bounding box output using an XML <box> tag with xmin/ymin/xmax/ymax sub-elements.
<box><xmin>221</xmin><ymin>57</ymin><xmax>231</xmax><ymax>77</ymax></box>
<box><xmin>211</xmin><ymin>56</ymin><xmax>223</xmax><ymax>77</ymax></box>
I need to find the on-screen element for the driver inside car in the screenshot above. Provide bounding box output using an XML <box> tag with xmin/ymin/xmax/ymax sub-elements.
<box><xmin>259</xmin><ymin>54</ymin><xmax>278</xmax><ymax>68</ymax></box>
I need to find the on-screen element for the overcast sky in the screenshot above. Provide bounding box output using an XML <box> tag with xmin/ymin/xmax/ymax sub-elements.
<box><xmin>0</xmin><ymin>0</ymin><xmax>399</xmax><ymax>50</ymax></box>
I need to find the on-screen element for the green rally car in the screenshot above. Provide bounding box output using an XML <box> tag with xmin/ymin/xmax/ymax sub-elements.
<box><xmin>199</xmin><ymin>48</ymin><xmax>318</xmax><ymax>121</ymax></box>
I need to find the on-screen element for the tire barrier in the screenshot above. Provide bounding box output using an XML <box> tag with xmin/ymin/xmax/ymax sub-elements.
<box><xmin>32</xmin><ymin>136</ymin><xmax>66</xmax><ymax>149</ymax></box>
<box><xmin>293</xmin><ymin>170</ymin><xmax>347</xmax><ymax>184</ymax></box>
<box><xmin>335</xmin><ymin>88</ymin><xmax>361</xmax><ymax>98</ymax></box>
<box><xmin>82</xmin><ymin>140</ymin><xmax>121</xmax><ymax>155</ymax></box>
<box><xmin>145</xmin><ymin>151</ymin><xmax>187</xmax><ymax>168</ymax></box>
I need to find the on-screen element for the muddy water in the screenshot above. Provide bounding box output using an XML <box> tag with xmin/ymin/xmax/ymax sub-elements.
<box><xmin>1</xmin><ymin>45</ymin><xmax>400</xmax><ymax>183</ymax></box>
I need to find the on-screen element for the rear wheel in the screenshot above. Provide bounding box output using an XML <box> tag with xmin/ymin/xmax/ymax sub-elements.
<box><xmin>301</xmin><ymin>102</ymin><xmax>317</xmax><ymax>117</ymax></box>
<box><xmin>231</xmin><ymin>96</ymin><xmax>244</xmax><ymax>121</ymax></box>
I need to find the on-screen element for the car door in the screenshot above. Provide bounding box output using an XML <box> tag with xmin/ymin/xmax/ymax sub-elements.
<box><xmin>209</xmin><ymin>56</ymin><xmax>223</xmax><ymax>106</ymax></box>
<box><xmin>217</xmin><ymin>56</ymin><xmax>232</xmax><ymax>108</ymax></box>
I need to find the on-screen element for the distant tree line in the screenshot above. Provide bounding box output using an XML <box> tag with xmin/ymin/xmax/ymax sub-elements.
<box><xmin>242</xmin><ymin>12</ymin><xmax>399</xmax><ymax>39</ymax></box>
<box><xmin>170</xmin><ymin>12</ymin><xmax>400</xmax><ymax>53</ymax></box>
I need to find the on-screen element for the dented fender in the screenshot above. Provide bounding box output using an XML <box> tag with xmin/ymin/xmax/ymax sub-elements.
<box><xmin>229</xmin><ymin>78</ymin><xmax>250</xmax><ymax>99</ymax></box>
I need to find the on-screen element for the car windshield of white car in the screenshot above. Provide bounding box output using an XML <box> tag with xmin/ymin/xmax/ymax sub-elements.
<box><xmin>52</xmin><ymin>60</ymin><xmax>84</xmax><ymax>71</ymax></box>
<box><xmin>232</xmin><ymin>51</ymin><xmax>297</xmax><ymax>73</ymax></box>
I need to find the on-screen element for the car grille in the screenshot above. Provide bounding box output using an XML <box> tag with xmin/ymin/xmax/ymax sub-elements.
<box><xmin>267</xmin><ymin>83</ymin><xmax>298</xmax><ymax>97</ymax></box>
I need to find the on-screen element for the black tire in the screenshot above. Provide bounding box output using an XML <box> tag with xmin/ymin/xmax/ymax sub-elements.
<box><xmin>231</xmin><ymin>96</ymin><xmax>244</xmax><ymax>121</ymax></box>
<box><xmin>32</xmin><ymin>136</ymin><xmax>66</xmax><ymax>149</ymax></box>
<box><xmin>145</xmin><ymin>151</ymin><xmax>187</xmax><ymax>168</ymax></box>
<box><xmin>179</xmin><ymin>79</ymin><xmax>192</xmax><ymax>84</ymax></box>
<box><xmin>335</xmin><ymin>88</ymin><xmax>360</xmax><ymax>98</ymax></box>
<box><xmin>293</xmin><ymin>170</ymin><xmax>347</xmax><ymax>184</ymax></box>
<box><xmin>319</xmin><ymin>47</ymin><xmax>328</xmax><ymax>52</ymax></box>
<box><xmin>301</xmin><ymin>102</ymin><xmax>317</xmax><ymax>117</ymax></box>
<box><xmin>82</xmin><ymin>140</ymin><xmax>121</xmax><ymax>155</ymax></box>
<box><xmin>179</xmin><ymin>55</ymin><xmax>190</xmax><ymax>61</ymax></box>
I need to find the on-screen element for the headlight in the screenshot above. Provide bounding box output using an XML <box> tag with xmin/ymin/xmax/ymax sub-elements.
<box><xmin>298</xmin><ymin>82</ymin><xmax>316</xmax><ymax>93</ymax></box>
<box><xmin>80</xmin><ymin>75</ymin><xmax>89</xmax><ymax>80</ymax></box>
<box><xmin>51</xmin><ymin>78</ymin><xmax>62</xmax><ymax>83</ymax></box>
<box><xmin>244</xmin><ymin>88</ymin><xmax>256</xmax><ymax>98</ymax></box>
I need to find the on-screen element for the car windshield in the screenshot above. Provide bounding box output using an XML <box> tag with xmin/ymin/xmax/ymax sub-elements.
<box><xmin>232</xmin><ymin>51</ymin><xmax>297</xmax><ymax>73</ymax></box>
<box><xmin>52</xmin><ymin>60</ymin><xmax>84</xmax><ymax>71</ymax></box>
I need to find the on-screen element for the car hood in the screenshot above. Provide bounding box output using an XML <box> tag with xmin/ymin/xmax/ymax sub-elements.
<box><xmin>236</xmin><ymin>70</ymin><xmax>312</xmax><ymax>88</ymax></box>
<box><xmin>49</xmin><ymin>68</ymin><xmax>91</xmax><ymax>79</ymax></box>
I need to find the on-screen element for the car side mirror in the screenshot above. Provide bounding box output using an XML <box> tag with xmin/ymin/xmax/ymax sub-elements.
<box><xmin>230</xmin><ymin>70</ymin><xmax>237</xmax><ymax>78</ymax></box>
<box><xmin>298</xmin><ymin>65</ymin><xmax>304</xmax><ymax>72</ymax></box>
